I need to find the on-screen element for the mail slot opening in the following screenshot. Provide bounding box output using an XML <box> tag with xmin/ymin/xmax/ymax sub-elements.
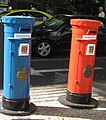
<box><xmin>88</xmin><ymin>30</ymin><xmax>97</xmax><ymax>34</ymax></box>
<box><xmin>20</xmin><ymin>28</ymin><xmax>30</xmax><ymax>33</ymax></box>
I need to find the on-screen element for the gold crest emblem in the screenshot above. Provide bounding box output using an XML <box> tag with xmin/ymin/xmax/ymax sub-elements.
<box><xmin>17</xmin><ymin>68</ymin><xmax>27</xmax><ymax>80</ymax></box>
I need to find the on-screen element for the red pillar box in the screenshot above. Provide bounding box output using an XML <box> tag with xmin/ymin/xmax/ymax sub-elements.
<box><xmin>59</xmin><ymin>19</ymin><xmax>101</xmax><ymax>108</ymax></box>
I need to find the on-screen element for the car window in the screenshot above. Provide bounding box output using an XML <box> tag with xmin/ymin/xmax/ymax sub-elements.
<box><xmin>44</xmin><ymin>16</ymin><xmax>64</xmax><ymax>28</ymax></box>
<box><xmin>27</xmin><ymin>12</ymin><xmax>48</xmax><ymax>21</ymax></box>
<box><xmin>0</xmin><ymin>11</ymin><xmax>10</xmax><ymax>17</ymax></box>
<box><xmin>7</xmin><ymin>12</ymin><xmax>27</xmax><ymax>16</ymax></box>
<box><xmin>6</xmin><ymin>11</ymin><xmax>48</xmax><ymax>22</ymax></box>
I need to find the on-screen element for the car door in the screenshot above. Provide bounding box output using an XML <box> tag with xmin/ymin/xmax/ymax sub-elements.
<box><xmin>57</xmin><ymin>18</ymin><xmax>72</xmax><ymax>50</ymax></box>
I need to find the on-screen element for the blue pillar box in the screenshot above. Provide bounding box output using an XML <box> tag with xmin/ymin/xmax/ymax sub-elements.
<box><xmin>1</xmin><ymin>16</ymin><xmax>34</xmax><ymax>111</ymax></box>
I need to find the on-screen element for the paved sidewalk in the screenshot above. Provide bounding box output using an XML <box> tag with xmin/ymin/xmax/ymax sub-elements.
<box><xmin>0</xmin><ymin>83</ymin><xmax>106</xmax><ymax>120</ymax></box>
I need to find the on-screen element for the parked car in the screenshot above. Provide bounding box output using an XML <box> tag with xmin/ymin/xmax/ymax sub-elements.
<box><xmin>32</xmin><ymin>14</ymin><xmax>106</xmax><ymax>57</ymax></box>
<box><xmin>0</xmin><ymin>9</ymin><xmax>53</xmax><ymax>26</ymax></box>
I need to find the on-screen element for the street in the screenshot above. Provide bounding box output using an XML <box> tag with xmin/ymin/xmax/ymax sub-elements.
<box><xmin>0</xmin><ymin>52</ymin><xmax>106</xmax><ymax>119</ymax></box>
<box><xmin>30</xmin><ymin>52</ymin><xmax>106</xmax><ymax>119</ymax></box>
<box><xmin>31</xmin><ymin>52</ymin><xmax>106</xmax><ymax>87</ymax></box>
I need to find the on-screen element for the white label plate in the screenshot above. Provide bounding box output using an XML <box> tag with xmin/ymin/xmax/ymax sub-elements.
<box><xmin>82</xmin><ymin>35</ymin><xmax>97</xmax><ymax>40</ymax></box>
<box><xmin>14</xmin><ymin>33</ymin><xmax>31</xmax><ymax>38</ymax></box>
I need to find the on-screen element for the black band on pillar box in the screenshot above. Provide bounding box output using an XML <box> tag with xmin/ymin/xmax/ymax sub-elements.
<box><xmin>2</xmin><ymin>96</ymin><xmax>30</xmax><ymax>111</ymax></box>
<box><xmin>66</xmin><ymin>90</ymin><xmax>91</xmax><ymax>104</ymax></box>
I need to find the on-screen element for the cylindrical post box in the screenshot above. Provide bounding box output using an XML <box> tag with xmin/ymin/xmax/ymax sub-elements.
<box><xmin>1</xmin><ymin>16</ymin><xmax>34</xmax><ymax>112</ymax></box>
<box><xmin>59</xmin><ymin>19</ymin><xmax>101</xmax><ymax>108</ymax></box>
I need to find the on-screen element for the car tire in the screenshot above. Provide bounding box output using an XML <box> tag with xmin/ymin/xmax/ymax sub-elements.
<box><xmin>35</xmin><ymin>39</ymin><xmax>52</xmax><ymax>57</ymax></box>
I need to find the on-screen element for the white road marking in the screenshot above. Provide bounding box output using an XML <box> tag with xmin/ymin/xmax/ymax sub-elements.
<box><xmin>34</xmin><ymin>68</ymin><xmax>68</xmax><ymax>73</ymax></box>
<box><xmin>94</xmin><ymin>67</ymin><xmax>103</xmax><ymax>70</ymax></box>
<box><xmin>31</xmin><ymin>67</ymin><xmax>103</xmax><ymax>75</ymax></box>
<box><xmin>94</xmin><ymin>108</ymin><xmax>106</xmax><ymax>110</ymax></box>
<box><xmin>31</xmin><ymin>56</ymin><xmax>106</xmax><ymax>62</ymax></box>
<box><xmin>31</xmin><ymin>68</ymin><xmax>44</xmax><ymax>76</ymax></box>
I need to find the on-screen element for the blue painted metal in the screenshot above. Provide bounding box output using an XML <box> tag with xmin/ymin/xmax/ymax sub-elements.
<box><xmin>0</xmin><ymin>23</ymin><xmax>3</xmax><ymax>89</ymax></box>
<box><xmin>2</xmin><ymin>16</ymin><xmax>34</xmax><ymax>99</ymax></box>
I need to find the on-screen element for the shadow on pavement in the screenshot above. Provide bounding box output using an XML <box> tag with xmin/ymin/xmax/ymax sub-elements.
<box><xmin>33</xmin><ymin>103</ymin><xmax>106</xmax><ymax>120</ymax></box>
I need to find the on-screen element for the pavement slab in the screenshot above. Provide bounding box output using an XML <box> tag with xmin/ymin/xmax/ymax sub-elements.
<box><xmin>0</xmin><ymin>83</ymin><xmax>105</xmax><ymax>120</ymax></box>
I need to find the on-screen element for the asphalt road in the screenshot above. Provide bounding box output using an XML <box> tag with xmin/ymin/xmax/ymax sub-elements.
<box><xmin>31</xmin><ymin>52</ymin><xmax>106</xmax><ymax>89</ymax></box>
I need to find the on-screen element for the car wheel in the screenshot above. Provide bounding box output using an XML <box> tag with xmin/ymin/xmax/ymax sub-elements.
<box><xmin>35</xmin><ymin>40</ymin><xmax>52</xmax><ymax>57</ymax></box>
